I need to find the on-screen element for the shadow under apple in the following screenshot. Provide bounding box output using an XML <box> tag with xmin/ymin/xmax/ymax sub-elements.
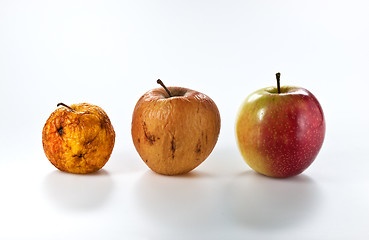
<box><xmin>43</xmin><ymin>169</ymin><xmax>114</xmax><ymax>211</ymax></box>
<box><xmin>225</xmin><ymin>171</ymin><xmax>322</xmax><ymax>230</ymax></box>
<box><xmin>132</xmin><ymin>170</ymin><xmax>217</xmax><ymax>232</ymax></box>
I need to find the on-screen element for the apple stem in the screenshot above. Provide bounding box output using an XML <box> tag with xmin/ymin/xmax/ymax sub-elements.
<box><xmin>276</xmin><ymin>72</ymin><xmax>281</xmax><ymax>94</ymax></box>
<box><xmin>157</xmin><ymin>79</ymin><xmax>173</xmax><ymax>97</ymax></box>
<box><xmin>57</xmin><ymin>103</ymin><xmax>75</xmax><ymax>112</ymax></box>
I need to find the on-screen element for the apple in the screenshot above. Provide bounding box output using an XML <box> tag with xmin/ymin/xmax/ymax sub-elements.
<box><xmin>131</xmin><ymin>79</ymin><xmax>221</xmax><ymax>175</ymax></box>
<box><xmin>42</xmin><ymin>103</ymin><xmax>115</xmax><ymax>174</ymax></box>
<box><xmin>236</xmin><ymin>73</ymin><xmax>325</xmax><ymax>178</ymax></box>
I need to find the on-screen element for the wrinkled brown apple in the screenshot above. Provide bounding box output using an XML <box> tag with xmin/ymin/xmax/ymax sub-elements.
<box><xmin>42</xmin><ymin>103</ymin><xmax>115</xmax><ymax>174</ymax></box>
<box><xmin>131</xmin><ymin>80</ymin><xmax>221</xmax><ymax>175</ymax></box>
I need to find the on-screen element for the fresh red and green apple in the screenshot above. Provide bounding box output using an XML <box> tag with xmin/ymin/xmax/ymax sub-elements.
<box><xmin>236</xmin><ymin>73</ymin><xmax>325</xmax><ymax>178</ymax></box>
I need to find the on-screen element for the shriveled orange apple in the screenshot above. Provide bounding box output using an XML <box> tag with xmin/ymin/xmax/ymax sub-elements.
<box><xmin>42</xmin><ymin>103</ymin><xmax>115</xmax><ymax>174</ymax></box>
<box><xmin>131</xmin><ymin>80</ymin><xmax>221</xmax><ymax>175</ymax></box>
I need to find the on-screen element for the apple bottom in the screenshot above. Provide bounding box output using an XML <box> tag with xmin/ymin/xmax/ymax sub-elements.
<box><xmin>132</xmin><ymin>108</ymin><xmax>220</xmax><ymax>175</ymax></box>
<box><xmin>239</xmin><ymin>146</ymin><xmax>320</xmax><ymax>178</ymax></box>
<box><xmin>238</xmin><ymin>120</ymin><xmax>325</xmax><ymax>178</ymax></box>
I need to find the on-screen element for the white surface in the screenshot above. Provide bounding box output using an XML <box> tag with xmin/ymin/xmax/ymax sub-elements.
<box><xmin>1</xmin><ymin>0</ymin><xmax>369</xmax><ymax>239</ymax></box>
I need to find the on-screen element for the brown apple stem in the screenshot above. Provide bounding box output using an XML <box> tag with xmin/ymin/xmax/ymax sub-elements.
<box><xmin>157</xmin><ymin>79</ymin><xmax>173</xmax><ymax>97</ymax></box>
<box><xmin>276</xmin><ymin>72</ymin><xmax>281</xmax><ymax>94</ymax></box>
<box><xmin>57</xmin><ymin>103</ymin><xmax>75</xmax><ymax>112</ymax></box>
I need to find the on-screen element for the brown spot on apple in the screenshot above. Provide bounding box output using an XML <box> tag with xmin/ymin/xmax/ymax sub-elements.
<box><xmin>73</xmin><ymin>153</ymin><xmax>85</xmax><ymax>158</ymax></box>
<box><xmin>195</xmin><ymin>140</ymin><xmax>201</xmax><ymax>154</ymax></box>
<box><xmin>143</xmin><ymin>122</ymin><xmax>156</xmax><ymax>145</ymax></box>
<box><xmin>57</xmin><ymin>127</ymin><xmax>63</xmax><ymax>136</ymax></box>
<box><xmin>85</xmin><ymin>133</ymin><xmax>99</xmax><ymax>146</ymax></box>
<box><xmin>171</xmin><ymin>137</ymin><xmax>176</xmax><ymax>159</ymax></box>
<box><xmin>100</xmin><ymin>119</ymin><xmax>106</xmax><ymax>129</ymax></box>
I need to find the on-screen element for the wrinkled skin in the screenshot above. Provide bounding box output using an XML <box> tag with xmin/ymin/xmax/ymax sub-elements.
<box><xmin>236</xmin><ymin>86</ymin><xmax>325</xmax><ymax>178</ymax></box>
<box><xmin>42</xmin><ymin>103</ymin><xmax>115</xmax><ymax>174</ymax></box>
<box><xmin>131</xmin><ymin>87</ymin><xmax>221</xmax><ymax>175</ymax></box>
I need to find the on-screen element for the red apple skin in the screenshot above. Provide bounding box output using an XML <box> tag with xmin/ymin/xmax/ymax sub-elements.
<box><xmin>131</xmin><ymin>86</ymin><xmax>221</xmax><ymax>175</ymax></box>
<box><xmin>236</xmin><ymin>86</ymin><xmax>325</xmax><ymax>178</ymax></box>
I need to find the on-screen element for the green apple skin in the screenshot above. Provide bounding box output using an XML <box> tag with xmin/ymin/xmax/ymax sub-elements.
<box><xmin>236</xmin><ymin>86</ymin><xmax>325</xmax><ymax>178</ymax></box>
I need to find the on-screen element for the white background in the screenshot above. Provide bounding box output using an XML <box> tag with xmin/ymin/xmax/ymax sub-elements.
<box><xmin>1</xmin><ymin>0</ymin><xmax>369</xmax><ymax>239</ymax></box>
